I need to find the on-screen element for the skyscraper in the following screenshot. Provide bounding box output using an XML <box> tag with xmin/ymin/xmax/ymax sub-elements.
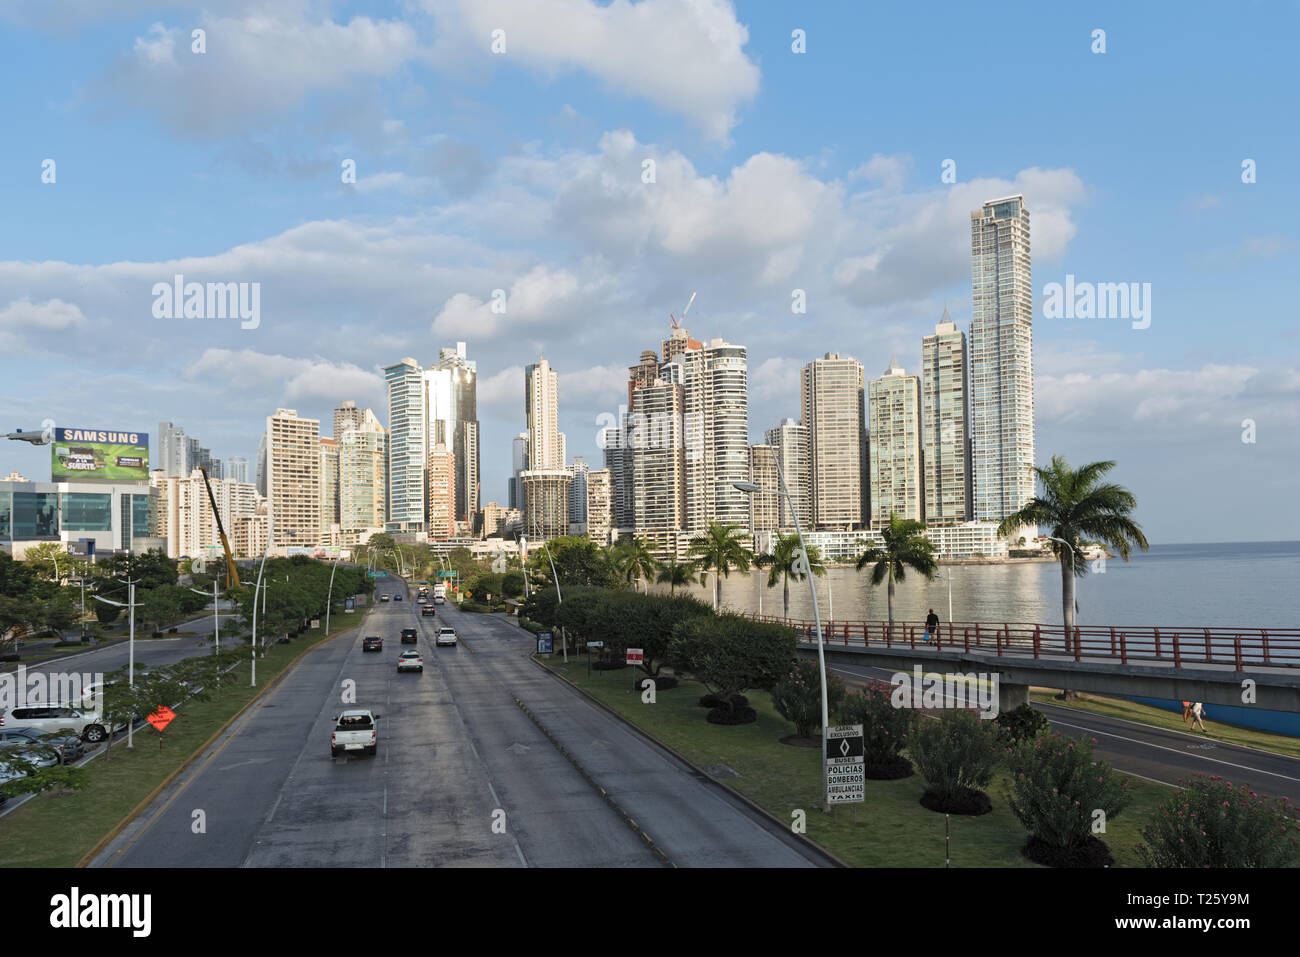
<box><xmin>585</xmin><ymin>468</ymin><xmax>613</xmax><ymax>546</ymax></box>
<box><xmin>525</xmin><ymin>357</ymin><xmax>561</xmax><ymax>469</ymax></box>
<box><xmin>226</xmin><ymin>456</ymin><xmax>250</xmax><ymax>485</ymax></box>
<box><xmin>801</xmin><ymin>352</ymin><xmax>866</xmax><ymax>529</ymax></box>
<box><xmin>255</xmin><ymin>433</ymin><xmax>267</xmax><ymax>497</ymax></box>
<box><xmin>629</xmin><ymin>378</ymin><xmax>686</xmax><ymax>553</ymax></box>
<box><xmin>568</xmin><ymin>456</ymin><xmax>590</xmax><ymax>528</ymax></box>
<box><xmin>520</xmin><ymin>468</ymin><xmax>571</xmax><ymax>541</ymax></box>
<box><xmin>157</xmin><ymin>422</ymin><xmax>187</xmax><ymax>477</ymax></box>
<box><xmin>764</xmin><ymin>418</ymin><xmax>812</xmax><ymax>530</ymax></box>
<box><xmin>922</xmin><ymin>308</ymin><xmax>972</xmax><ymax>526</ymax></box>
<box><xmin>333</xmin><ymin>400</ymin><xmax>365</xmax><ymax>442</ymax></box>
<box><xmin>679</xmin><ymin>338</ymin><xmax>748</xmax><ymax>535</ymax></box>
<box><xmin>338</xmin><ymin>408</ymin><xmax>387</xmax><ymax>544</ymax></box>
<box><xmin>868</xmin><ymin>358</ymin><xmax>923</xmax><ymax>527</ymax></box>
<box><xmin>319</xmin><ymin>437</ymin><xmax>339</xmax><ymax>545</ymax></box>
<box><xmin>748</xmin><ymin>444</ymin><xmax>779</xmax><ymax>536</ymax></box>
<box><xmin>266</xmin><ymin>408</ymin><xmax>321</xmax><ymax>550</ymax></box>
<box><xmin>969</xmin><ymin>195</ymin><xmax>1035</xmax><ymax>523</ymax></box>
<box><xmin>509</xmin><ymin>431</ymin><xmax>529</xmax><ymax>510</ymax></box>
<box><xmin>426</xmin><ymin>444</ymin><xmax>456</xmax><ymax>540</ymax></box>
<box><xmin>384</xmin><ymin>357</ymin><xmax>425</xmax><ymax>533</ymax></box>
<box><xmin>429</xmin><ymin>343</ymin><xmax>480</xmax><ymax>530</ymax></box>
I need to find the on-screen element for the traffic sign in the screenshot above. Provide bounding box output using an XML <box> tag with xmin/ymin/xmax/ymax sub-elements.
<box><xmin>586</xmin><ymin>641</ymin><xmax>603</xmax><ymax>648</ymax></box>
<box><xmin>537</xmin><ymin>632</ymin><xmax>554</xmax><ymax>655</ymax></box>
<box><xmin>437</xmin><ymin>570</ymin><xmax>457</xmax><ymax>579</ymax></box>
<box><xmin>367</xmin><ymin>570</ymin><xmax>387</xmax><ymax>578</ymax></box>
<box><xmin>825</xmin><ymin>724</ymin><xmax>865</xmax><ymax>805</ymax></box>
<box><xmin>626</xmin><ymin>647</ymin><xmax>644</xmax><ymax>666</ymax></box>
<box><xmin>147</xmin><ymin>706</ymin><xmax>177</xmax><ymax>732</ymax></box>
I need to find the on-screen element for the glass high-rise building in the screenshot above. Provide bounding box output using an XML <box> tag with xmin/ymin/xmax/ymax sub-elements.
<box><xmin>679</xmin><ymin>338</ymin><xmax>748</xmax><ymax>536</ymax></box>
<box><xmin>921</xmin><ymin>308</ymin><xmax>972</xmax><ymax>526</ymax></box>
<box><xmin>764</xmin><ymin>417</ymin><xmax>812</xmax><ymax>530</ymax></box>
<box><xmin>868</xmin><ymin>357</ymin><xmax>923</xmax><ymax>527</ymax></box>
<box><xmin>969</xmin><ymin>195</ymin><xmax>1035</xmax><ymax>523</ymax></box>
<box><xmin>384</xmin><ymin>357</ymin><xmax>425</xmax><ymax>533</ymax></box>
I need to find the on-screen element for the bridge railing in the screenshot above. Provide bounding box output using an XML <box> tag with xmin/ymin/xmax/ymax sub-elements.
<box><xmin>745</xmin><ymin>616</ymin><xmax>1300</xmax><ymax>670</ymax></box>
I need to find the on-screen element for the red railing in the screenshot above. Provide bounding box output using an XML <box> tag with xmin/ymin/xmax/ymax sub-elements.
<box><xmin>744</xmin><ymin>616</ymin><xmax>1300</xmax><ymax>670</ymax></box>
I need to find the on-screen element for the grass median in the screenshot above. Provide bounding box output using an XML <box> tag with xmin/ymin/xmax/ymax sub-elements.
<box><xmin>540</xmin><ymin>657</ymin><xmax>1171</xmax><ymax>868</ymax></box>
<box><xmin>0</xmin><ymin>617</ymin><xmax>362</xmax><ymax>868</ymax></box>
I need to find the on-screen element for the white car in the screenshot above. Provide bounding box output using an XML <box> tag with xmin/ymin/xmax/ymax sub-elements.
<box><xmin>379</xmin><ymin>594</ymin><xmax>391</xmax><ymax>603</ymax></box>
<box><xmin>0</xmin><ymin>706</ymin><xmax>107</xmax><ymax>744</ymax></box>
<box><xmin>435</xmin><ymin>626</ymin><xmax>458</xmax><ymax>647</ymax></box>
<box><xmin>331</xmin><ymin>709</ymin><xmax>379</xmax><ymax>757</ymax></box>
<box><xmin>396</xmin><ymin>651</ymin><xmax>423</xmax><ymax>673</ymax></box>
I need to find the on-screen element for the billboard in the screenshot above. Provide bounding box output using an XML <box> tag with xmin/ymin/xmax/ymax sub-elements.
<box><xmin>51</xmin><ymin>428</ymin><xmax>149</xmax><ymax>483</ymax></box>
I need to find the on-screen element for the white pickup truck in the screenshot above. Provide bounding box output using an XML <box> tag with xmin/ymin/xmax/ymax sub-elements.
<box><xmin>330</xmin><ymin>709</ymin><xmax>380</xmax><ymax>758</ymax></box>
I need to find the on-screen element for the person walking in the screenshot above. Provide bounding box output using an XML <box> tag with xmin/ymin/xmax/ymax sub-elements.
<box><xmin>1191</xmin><ymin>701</ymin><xmax>1208</xmax><ymax>733</ymax></box>
<box><xmin>924</xmin><ymin>608</ymin><xmax>939</xmax><ymax>644</ymax></box>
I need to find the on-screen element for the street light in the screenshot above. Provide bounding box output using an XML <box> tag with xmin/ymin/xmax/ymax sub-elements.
<box><xmin>324</xmin><ymin>555</ymin><xmax>341</xmax><ymax>637</ymax></box>
<box><xmin>735</xmin><ymin>454</ymin><xmax>831</xmax><ymax>813</ymax></box>
<box><xmin>538</xmin><ymin>540</ymin><xmax>567</xmax><ymax>664</ymax></box>
<box><xmin>93</xmin><ymin>576</ymin><xmax>138</xmax><ymax>748</ymax></box>
<box><xmin>933</xmin><ymin>569</ymin><xmax>954</xmax><ymax>623</ymax></box>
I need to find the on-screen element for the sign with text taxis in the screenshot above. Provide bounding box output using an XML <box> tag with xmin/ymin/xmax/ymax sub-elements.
<box><xmin>825</xmin><ymin>724</ymin><xmax>865</xmax><ymax>805</ymax></box>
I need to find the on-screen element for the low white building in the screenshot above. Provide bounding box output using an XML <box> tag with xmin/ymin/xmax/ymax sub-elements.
<box><xmin>923</xmin><ymin>522</ymin><xmax>1010</xmax><ymax>559</ymax></box>
<box><xmin>0</xmin><ymin>478</ymin><xmax>163</xmax><ymax>556</ymax></box>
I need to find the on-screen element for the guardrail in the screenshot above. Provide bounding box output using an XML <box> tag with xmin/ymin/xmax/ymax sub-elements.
<box><xmin>747</xmin><ymin>616</ymin><xmax>1300</xmax><ymax>671</ymax></box>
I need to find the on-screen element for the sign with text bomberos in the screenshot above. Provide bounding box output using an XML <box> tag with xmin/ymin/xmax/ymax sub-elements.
<box><xmin>824</xmin><ymin>724</ymin><xmax>865</xmax><ymax>805</ymax></box>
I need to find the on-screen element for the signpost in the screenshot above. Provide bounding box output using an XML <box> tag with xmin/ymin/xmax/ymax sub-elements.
<box><xmin>825</xmin><ymin>724</ymin><xmax>865</xmax><ymax>816</ymax></box>
<box><xmin>146</xmin><ymin>706</ymin><xmax>176</xmax><ymax>732</ymax></box>
<box><xmin>626</xmin><ymin>647</ymin><xmax>643</xmax><ymax>692</ymax></box>
<box><xmin>586</xmin><ymin>640</ymin><xmax>603</xmax><ymax>677</ymax></box>
<box><xmin>537</xmin><ymin>631</ymin><xmax>553</xmax><ymax>655</ymax></box>
<box><xmin>367</xmin><ymin>570</ymin><xmax>387</xmax><ymax>579</ymax></box>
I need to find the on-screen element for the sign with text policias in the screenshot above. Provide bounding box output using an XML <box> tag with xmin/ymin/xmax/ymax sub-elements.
<box><xmin>825</xmin><ymin>724</ymin><xmax>865</xmax><ymax>805</ymax></box>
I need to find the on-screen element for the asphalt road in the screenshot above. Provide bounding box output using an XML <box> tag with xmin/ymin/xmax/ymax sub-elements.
<box><xmin>821</xmin><ymin>659</ymin><xmax>1300</xmax><ymax>803</ymax></box>
<box><xmin>92</xmin><ymin>587</ymin><xmax>825</xmax><ymax>867</ymax></box>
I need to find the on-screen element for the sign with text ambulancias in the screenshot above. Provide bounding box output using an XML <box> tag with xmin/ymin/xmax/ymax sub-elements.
<box><xmin>51</xmin><ymin>428</ymin><xmax>149</xmax><ymax>483</ymax></box>
<box><xmin>825</xmin><ymin>724</ymin><xmax>865</xmax><ymax>805</ymax></box>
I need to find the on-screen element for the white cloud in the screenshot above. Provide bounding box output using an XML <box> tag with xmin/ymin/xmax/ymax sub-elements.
<box><xmin>1037</xmin><ymin>364</ymin><xmax>1260</xmax><ymax>429</ymax></box>
<box><xmin>432</xmin><ymin>265</ymin><xmax>594</xmax><ymax>338</ymax></box>
<box><xmin>184</xmin><ymin>349</ymin><xmax>384</xmax><ymax>407</ymax></box>
<box><xmin>424</xmin><ymin>0</ymin><xmax>760</xmax><ymax>141</ymax></box>
<box><xmin>848</xmin><ymin>154</ymin><xmax>911</xmax><ymax>191</ymax></box>
<box><xmin>0</xmin><ymin>297</ymin><xmax>88</xmax><ymax>351</ymax></box>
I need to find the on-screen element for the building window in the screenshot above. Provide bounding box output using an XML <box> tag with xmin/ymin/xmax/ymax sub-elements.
<box><xmin>60</xmin><ymin>492</ymin><xmax>113</xmax><ymax>531</ymax></box>
<box><xmin>11</xmin><ymin>492</ymin><xmax>59</xmax><ymax>539</ymax></box>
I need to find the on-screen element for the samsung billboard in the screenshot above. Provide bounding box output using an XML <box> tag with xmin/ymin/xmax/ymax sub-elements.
<box><xmin>51</xmin><ymin>428</ymin><xmax>150</xmax><ymax>483</ymax></box>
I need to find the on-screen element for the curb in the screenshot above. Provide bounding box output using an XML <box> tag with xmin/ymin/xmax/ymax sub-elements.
<box><xmin>75</xmin><ymin>618</ymin><xmax>364</xmax><ymax>868</ymax></box>
<box><xmin>531</xmin><ymin>655</ymin><xmax>848</xmax><ymax>868</ymax></box>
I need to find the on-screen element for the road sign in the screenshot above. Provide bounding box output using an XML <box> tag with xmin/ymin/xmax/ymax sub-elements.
<box><xmin>438</xmin><ymin>570</ymin><xmax>457</xmax><ymax>579</ymax></box>
<box><xmin>586</xmin><ymin>641</ymin><xmax>604</xmax><ymax>648</ymax></box>
<box><xmin>310</xmin><ymin>619</ymin><xmax>320</xmax><ymax>629</ymax></box>
<box><xmin>626</xmin><ymin>647</ymin><xmax>643</xmax><ymax>665</ymax></box>
<box><xmin>825</xmin><ymin>724</ymin><xmax>865</xmax><ymax>805</ymax></box>
<box><xmin>367</xmin><ymin>570</ymin><xmax>387</xmax><ymax>578</ymax></box>
<box><xmin>537</xmin><ymin>632</ymin><xmax>553</xmax><ymax>655</ymax></box>
<box><xmin>147</xmin><ymin>706</ymin><xmax>176</xmax><ymax>732</ymax></box>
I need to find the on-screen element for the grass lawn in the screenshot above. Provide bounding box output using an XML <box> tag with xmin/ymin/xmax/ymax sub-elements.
<box><xmin>0</xmin><ymin>618</ymin><xmax>361</xmax><ymax>868</ymax></box>
<box><xmin>1029</xmin><ymin>689</ymin><xmax>1300</xmax><ymax>760</ymax></box>
<box><xmin>542</xmin><ymin>658</ymin><xmax>1173</xmax><ymax>868</ymax></box>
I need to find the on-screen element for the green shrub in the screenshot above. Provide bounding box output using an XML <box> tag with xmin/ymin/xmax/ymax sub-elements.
<box><xmin>994</xmin><ymin>703</ymin><xmax>1050</xmax><ymax>746</ymax></box>
<box><xmin>459</xmin><ymin>600</ymin><xmax>491</xmax><ymax>614</ymax></box>
<box><xmin>1138</xmin><ymin>775</ymin><xmax>1300</xmax><ymax>868</ymax></box>
<box><xmin>669</xmin><ymin>613</ymin><xmax>796</xmax><ymax>720</ymax></box>
<box><xmin>909</xmin><ymin>709</ymin><xmax>999</xmax><ymax>812</ymax></box>
<box><xmin>1007</xmin><ymin>733</ymin><xmax>1131</xmax><ymax>860</ymax></box>
<box><xmin>771</xmin><ymin>659</ymin><xmax>845</xmax><ymax>738</ymax></box>
<box><xmin>840</xmin><ymin>680</ymin><xmax>917</xmax><ymax>778</ymax></box>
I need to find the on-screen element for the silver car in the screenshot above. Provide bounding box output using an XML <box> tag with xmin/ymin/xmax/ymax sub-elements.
<box><xmin>435</xmin><ymin>627</ymin><xmax>458</xmax><ymax>647</ymax></box>
<box><xmin>0</xmin><ymin>728</ymin><xmax>83</xmax><ymax>765</ymax></box>
<box><xmin>396</xmin><ymin>651</ymin><xmax>423</xmax><ymax>672</ymax></box>
<box><xmin>0</xmin><ymin>706</ymin><xmax>107</xmax><ymax>744</ymax></box>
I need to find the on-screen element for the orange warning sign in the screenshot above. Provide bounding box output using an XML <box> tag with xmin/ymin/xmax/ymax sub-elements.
<box><xmin>147</xmin><ymin>706</ymin><xmax>176</xmax><ymax>732</ymax></box>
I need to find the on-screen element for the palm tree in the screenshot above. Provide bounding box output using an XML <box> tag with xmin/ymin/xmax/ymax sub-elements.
<box><xmin>855</xmin><ymin>512</ymin><xmax>937</xmax><ymax>630</ymax></box>
<box><xmin>760</xmin><ymin>532</ymin><xmax>825</xmax><ymax>619</ymax></box>
<box><xmin>686</xmin><ymin>522</ymin><xmax>754</xmax><ymax>611</ymax></box>
<box><xmin>612</xmin><ymin>537</ymin><xmax>658</xmax><ymax>592</ymax></box>
<box><xmin>656</xmin><ymin>559</ymin><xmax>698</xmax><ymax>595</ymax></box>
<box><xmin>998</xmin><ymin>455</ymin><xmax>1149</xmax><ymax>642</ymax></box>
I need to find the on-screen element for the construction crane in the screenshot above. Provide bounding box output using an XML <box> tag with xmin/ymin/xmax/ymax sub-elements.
<box><xmin>668</xmin><ymin>291</ymin><xmax>696</xmax><ymax>330</ymax></box>
<box><xmin>198</xmin><ymin>466</ymin><xmax>241</xmax><ymax>588</ymax></box>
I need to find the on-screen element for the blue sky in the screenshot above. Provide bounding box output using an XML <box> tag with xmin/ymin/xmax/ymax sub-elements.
<box><xmin>1</xmin><ymin>0</ymin><xmax>1296</xmax><ymax>543</ymax></box>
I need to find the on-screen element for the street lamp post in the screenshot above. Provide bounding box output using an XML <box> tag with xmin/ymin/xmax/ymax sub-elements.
<box><xmin>736</xmin><ymin>453</ymin><xmax>831</xmax><ymax>813</ymax></box>
<box><xmin>539</xmin><ymin>540</ymin><xmax>567</xmax><ymax>664</ymax></box>
<box><xmin>324</xmin><ymin>556</ymin><xmax>340</xmax><ymax>637</ymax></box>
<box><xmin>251</xmin><ymin>517</ymin><xmax>273</xmax><ymax>686</ymax></box>
<box><xmin>93</xmin><ymin>577</ymin><xmax>138</xmax><ymax>747</ymax></box>
<box><xmin>933</xmin><ymin>569</ymin><xmax>954</xmax><ymax>624</ymax></box>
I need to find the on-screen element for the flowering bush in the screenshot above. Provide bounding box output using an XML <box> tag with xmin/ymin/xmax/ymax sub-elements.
<box><xmin>1138</xmin><ymin>775</ymin><xmax>1300</xmax><ymax>868</ymax></box>
<box><xmin>770</xmin><ymin>660</ymin><xmax>845</xmax><ymax>738</ymax></box>
<box><xmin>839</xmin><ymin>680</ymin><xmax>917</xmax><ymax>777</ymax></box>
<box><xmin>1007</xmin><ymin>733</ymin><xmax>1131</xmax><ymax>860</ymax></box>
<box><xmin>908</xmin><ymin>708</ymin><xmax>999</xmax><ymax>811</ymax></box>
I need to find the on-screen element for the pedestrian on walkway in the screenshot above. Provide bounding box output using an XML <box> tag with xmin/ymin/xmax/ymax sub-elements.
<box><xmin>1191</xmin><ymin>701</ymin><xmax>1208</xmax><ymax>733</ymax></box>
<box><xmin>925</xmin><ymin>608</ymin><xmax>939</xmax><ymax>643</ymax></box>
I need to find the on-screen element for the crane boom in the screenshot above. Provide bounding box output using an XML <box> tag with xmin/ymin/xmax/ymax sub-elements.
<box><xmin>198</xmin><ymin>466</ymin><xmax>241</xmax><ymax>587</ymax></box>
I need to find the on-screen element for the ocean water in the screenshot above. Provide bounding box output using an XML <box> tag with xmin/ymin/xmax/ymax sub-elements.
<box><xmin>663</xmin><ymin>541</ymin><xmax>1300</xmax><ymax>630</ymax></box>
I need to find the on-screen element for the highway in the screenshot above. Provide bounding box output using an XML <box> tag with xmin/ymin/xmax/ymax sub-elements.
<box><xmin>820</xmin><ymin>659</ymin><xmax>1300</xmax><ymax>803</ymax></box>
<box><xmin>91</xmin><ymin>585</ymin><xmax>827</xmax><ymax>867</ymax></box>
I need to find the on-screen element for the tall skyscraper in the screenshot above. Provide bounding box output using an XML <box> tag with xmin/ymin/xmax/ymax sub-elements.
<box><xmin>748</xmin><ymin>444</ymin><xmax>779</xmax><ymax>536</ymax></box>
<box><xmin>922</xmin><ymin>308</ymin><xmax>973</xmax><ymax>526</ymax></box>
<box><xmin>520</xmin><ymin>468</ymin><xmax>571</xmax><ymax>541</ymax></box>
<box><xmin>255</xmin><ymin>434</ymin><xmax>267</xmax><ymax>497</ymax></box>
<box><xmin>568</xmin><ymin>456</ymin><xmax>590</xmax><ymax>527</ymax></box>
<box><xmin>426</xmin><ymin>444</ymin><xmax>456</xmax><ymax>540</ymax></box>
<box><xmin>969</xmin><ymin>194</ymin><xmax>1035</xmax><ymax>523</ymax></box>
<box><xmin>627</xmin><ymin>350</ymin><xmax>659</xmax><ymax>410</ymax></box>
<box><xmin>226</xmin><ymin>456</ymin><xmax>250</xmax><ymax>485</ymax></box>
<box><xmin>157</xmin><ymin>422</ymin><xmax>187</xmax><ymax>477</ymax></box>
<box><xmin>585</xmin><ymin>468</ymin><xmax>613</xmax><ymax>545</ymax></box>
<box><xmin>629</xmin><ymin>378</ymin><xmax>686</xmax><ymax>553</ymax></box>
<box><xmin>679</xmin><ymin>338</ymin><xmax>748</xmax><ymax>535</ymax></box>
<box><xmin>384</xmin><ymin>357</ymin><xmax>426</xmax><ymax>533</ymax></box>
<box><xmin>333</xmin><ymin>400</ymin><xmax>365</xmax><ymax>442</ymax></box>
<box><xmin>338</xmin><ymin>407</ymin><xmax>387</xmax><ymax>544</ymax></box>
<box><xmin>525</xmin><ymin>357</ymin><xmax>561</xmax><ymax>469</ymax></box>
<box><xmin>509</xmin><ymin>431</ymin><xmax>529</xmax><ymax>510</ymax></box>
<box><xmin>319</xmin><ymin>437</ymin><xmax>339</xmax><ymax>544</ymax></box>
<box><xmin>429</xmin><ymin>343</ymin><xmax>480</xmax><ymax>530</ymax></box>
<box><xmin>868</xmin><ymin>358</ymin><xmax>923</xmax><ymax>527</ymax></box>
<box><xmin>764</xmin><ymin>418</ymin><xmax>812</xmax><ymax>530</ymax></box>
<box><xmin>801</xmin><ymin>352</ymin><xmax>866</xmax><ymax>529</ymax></box>
<box><xmin>266</xmin><ymin>409</ymin><xmax>321</xmax><ymax>550</ymax></box>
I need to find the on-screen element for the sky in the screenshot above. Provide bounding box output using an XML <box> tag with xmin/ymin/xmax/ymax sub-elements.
<box><xmin>1</xmin><ymin>0</ymin><xmax>1297</xmax><ymax>544</ymax></box>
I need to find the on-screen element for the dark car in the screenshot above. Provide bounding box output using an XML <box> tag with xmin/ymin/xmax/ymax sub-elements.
<box><xmin>0</xmin><ymin>728</ymin><xmax>83</xmax><ymax>765</ymax></box>
<box><xmin>400</xmin><ymin>628</ymin><xmax>418</xmax><ymax>644</ymax></box>
<box><xmin>421</xmin><ymin>605</ymin><xmax>436</xmax><ymax>617</ymax></box>
<box><xmin>362</xmin><ymin>635</ymin><xmax>383</xmax><ymax>652</ymax></box>
<box><xmin>394</xmin><ymin>594</ymin><xmax>403</xmax><ymax>602</ymax></box>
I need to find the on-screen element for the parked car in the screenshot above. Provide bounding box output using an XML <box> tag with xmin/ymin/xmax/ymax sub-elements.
<box><xmin>435</xmin><ymin>626</ymin><xmax>458</xmax><ymax>647</ymax></box>
<box><xmin>331</xmin><ymin>709</ymin><xmax>379</xmax><ymax>757</ymax></box>
<box><xmin>421</xmin><ymin>605</ymin><xmax>436</xmax><ymax>617</ymax></box>
<box><xmin>0</xmin><ymin>728</ymin><xmax>84</xmax><ymax>765</ymax></box>
<box><xmin>0</xmin><ymin>706</ymin><xmax>107</xmax><ymax>744</ymax></box>
<box><xmin>396</xmin><ymin>651</ymin><xmax>423</xmax><ymax>673</ymax></box>
<box><xmin>362</xmin><ymin>636</ymin><xmax>383</xmax><ymax>652</ymax></box>
<box><xmin>400</xmin><ymin>628</ymin><xmax>418</xmax><ymax>644</ymax></box>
